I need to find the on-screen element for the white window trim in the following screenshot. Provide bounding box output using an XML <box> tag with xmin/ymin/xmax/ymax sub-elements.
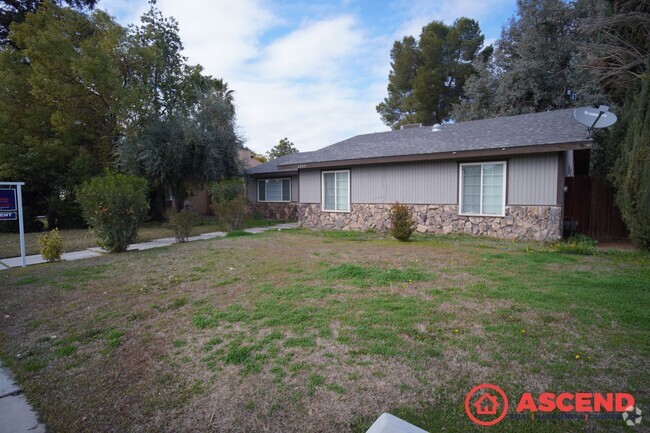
<box><xmin>458</xmin><ymin>161</ymin><xmax>507</xmax><ymax>217</ymax></box>
<box><xmin>321</xmin><ymin>170</ymin><xmax>350</xmax><ymax>212</ymax></box>
<box><xmin>257</xmin><ymin>178</ymin><xmax>291</xmax><ymax>203</ymax></box>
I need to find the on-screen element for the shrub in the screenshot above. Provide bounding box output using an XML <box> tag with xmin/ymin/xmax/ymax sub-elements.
<box><xmin>77</xmin><ymin>173</ymin><xmax>149</xmax><ymax>253</ymax></box>
<box><xmin>209</xmin><ymin>178</ymin><xmax>249</xmax><ymax>231</ymax></box>
<box><xmin>166</xmin><ymin>209</ymin><xmax>200</xmax><ymax>242</ymax></box>
<box><xmin>611</xmin><ymin>68</ymin><xmax>650</xmax><ymax>250</ymax></box>
<box><xmin>37</xmin><ymin>228</ymin><xmax>63</xmax><ymax>262</ymax></box>
<box><xmin>390</xmin><ymin>202</ymin><xmax>414</xmax><ymax>242</ymax></box>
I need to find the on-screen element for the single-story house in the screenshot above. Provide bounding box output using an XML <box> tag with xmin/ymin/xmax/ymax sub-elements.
<box><xmin>246</xmin><ymin>109</ymin><xmax>593</xmax><ymax>241</ymax></box>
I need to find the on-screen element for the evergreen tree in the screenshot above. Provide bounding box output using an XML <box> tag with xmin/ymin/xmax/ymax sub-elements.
<box><xmin>267</xmin><ymin>138</ymin><xmax>298</xmax><ymax>160</ymax></box>
<box><xmin>453</xmin><ymin>0</ymin><xmax>606</xmax><ymax>121</ymax></box>
<box><xmin>611</xmin><ymin>65</ymin><xmax>650</xmax><ymax>249</ymax></box>
<box><xmin>0</xmin><ymin>0</ymin><xmax>98</xmax><ymax>46</ymax></box>
<box><xmin>377</xmin><ymin>18</ymin><xmax>486</xmax><ymax>128</ymax></box>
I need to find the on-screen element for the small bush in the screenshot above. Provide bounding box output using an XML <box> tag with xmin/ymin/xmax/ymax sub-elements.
<box><xmin>209</xmin><ymin>178</ymin><xmax>249</xmax><ymax>231</ymax></box>
<box><xmin>390</xmin><ymin>202</ymin><xmax>414</xmax><ymax>242</ymax></box>
<box><xmin>555</xmin><ymin>234</ymin><xmax>598</xmax><ymax>255</ymax></box>
<box><xmin>37</xmin><ymin>228</ymin><xmax>63</xmax><ymax>262</ymax></box>
<box><xmin>166</xmin><ymin>209</ymin><xmax>199</xmax><ymax>242</ymax></box>
<box><xmin>77</xmin><ymin>173</ymin><xmax>149</xmax><ymax>253</ymax></box>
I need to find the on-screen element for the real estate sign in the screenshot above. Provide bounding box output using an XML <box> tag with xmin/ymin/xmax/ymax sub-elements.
<box><xmin>0</xmin><ymin>189</ymin><xmax>18</xmax><ymax>220</ymax></box>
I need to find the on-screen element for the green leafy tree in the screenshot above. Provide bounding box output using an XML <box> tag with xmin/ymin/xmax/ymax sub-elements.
<box><xmin>451</xmin><ymin>48</ymin><xmax>499</xmax><ymax>121</ymax></box>
<box><xmin>0</xmin><ymin>2</ymin><xmax>126</xmax><ymax>229</ymax></box>
<box><xmin>454</xmin><ymin>0</ymin><xmax>607</xmax><ymax>121</ymax></box>
<box><xmin>116</xmin><ymin>5</ymin><xmax>241</xmax><ymax>216</ymax></box>
<box><xmin>610</xmin><ymin>67</ymin><xmax>650</xmax><ymax>250</ymax></box>
<box><xmin>583</xmin><ymin>0</ymin><xmax>650</xmax><ymax>248</ymax></box>
<box><xmin>377</xmin><ymin>18</ymin><xmax>486</xmax><ymax>128</ymax></box>
<box><xmin>493</xmin><ymin>0</ymin><xmax>604</xmax><ymax>115</ymax></box>
<box><xmin>267</xmin><ymin>137</ymin><xmax>298</xmax><ymax>160</ymax></box>
<box><xmin>0</xmin><ymin>0</ymin><xmax>98</xmax><ymax>46</ymax></box>
<box><xmin>117</xmin><ymin>86</ymin><xmax>242</xmax><ymax>213</ymax></box>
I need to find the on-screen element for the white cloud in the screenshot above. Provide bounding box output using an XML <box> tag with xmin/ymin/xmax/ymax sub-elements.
<box><xmin>154</xmin><ymin>0</ymin><xmax>277</xmax><ymax>78</ymax></box>
<box><xmin>233</xmin><ymin>80</ymin><xmax>385</xmax><ymax>152</ymax></box>
<box><xmin>95</xmin><ymin>0</ymin><xmax>514</xmax><ymax>155</ymax></box>
<box><xmin>257</xmin><ymin>15</ymin><xmax>364</xmax><ymax>80</ymax></box>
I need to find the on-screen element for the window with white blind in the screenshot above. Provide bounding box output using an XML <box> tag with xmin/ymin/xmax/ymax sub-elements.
<box><xmin>322</xmin><ymin>170</ymin><xmax>350</xmax><ymax>212</ymax></box>
<box><xmin>257</xmin><ymin>178</ymin><xmax>291</xmax><ymax>202</ymax></box>
<box><xmin>459</xmin><ymin>162</ymin><xmax>506</xmax><ymax>216</ymax></box>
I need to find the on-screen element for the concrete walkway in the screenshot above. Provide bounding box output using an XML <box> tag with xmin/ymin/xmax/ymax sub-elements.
<box><xmin>0</xmin><ymin>223</ymin><xmax>298</xmax><ymax>270</ymax></box>
<box><xmin>0</xmin><ymin>363</ymin><xmax>45</xmax><ymax>433</ymax></box>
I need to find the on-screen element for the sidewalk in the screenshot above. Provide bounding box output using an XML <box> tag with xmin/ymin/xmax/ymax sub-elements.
<box><xmin>0</xmin><ymin>363</ymin><xmax>45</xmax><ymax>433</ymax></box>
<box><xmin>0</xmin><ymin>223</ymin><xmax>298</xmax><ymax>270</ymax></box>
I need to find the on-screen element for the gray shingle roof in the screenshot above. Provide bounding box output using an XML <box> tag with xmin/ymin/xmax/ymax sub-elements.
<box><xmin>245</xmin><ymin>152</ymin><xmax>313</xmax><ymax>175</ymax></box>
<box><xmin>247</xmin><ymin>109</ymin><xmax>589</xmax><ymax>175</ymax></box>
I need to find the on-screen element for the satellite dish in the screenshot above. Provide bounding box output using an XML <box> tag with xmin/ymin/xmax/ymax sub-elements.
<box><xmin>574</xmin><ymin>106</ymin><xmax>617</xmax><ymax>129</ymax></box>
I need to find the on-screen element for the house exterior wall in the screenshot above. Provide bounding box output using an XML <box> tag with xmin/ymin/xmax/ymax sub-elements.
<box><xmin>252</xmin><ymin>152</ymin><xmax>564</xmax><ymax>240</ymax></box>
<box><xmin>299</xmin><ymin>169</ymin><xmax>321</xmax><ymax>203</ymax></box>
<box><xmin>247</xmin><ymin>180</ymin><xmax>257</xmax><ymax>201</ymax></box>
<box><xmin>295</xmin><ymin>153</ymin><xmax>561</xmax><ymax>206</ymax></box>
<box><xmin>295</xmin><ymin>152</ymin><xmax>563</xmax><ymax>241</ymax></box>
<box><xmin>185</xmin><ymin>187</ymin><xmax>210</xmax><ymax>214</ymax></box>
<box><xmin>247</xmin><ymin>175</ymin><xmax>300</xmax><ymax>220</ymax></box>
<box><xmin>508</xmin><ymin>153</ymin><xmax>560</xmax><ymax>205</ymax></box>
<box><xmin>299</xmin><ymin>203</ymin><xmax>562</xmax><ymax>241</ymax></box>
<box><xmin>351</xmin><ymin>160</ymin><xmax>457</xmax><ymax>204</ymax></box>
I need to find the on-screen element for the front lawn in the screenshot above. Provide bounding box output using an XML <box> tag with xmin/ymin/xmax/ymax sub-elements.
<box><xmin>0</xmin><ymin>230</ymin><xmax>647</xmax><ymax>432</ymax></box>
<box><xmin>0</xmin><ymin>217</ymin><xmax>285</xmax><ymax>258</ymax></box>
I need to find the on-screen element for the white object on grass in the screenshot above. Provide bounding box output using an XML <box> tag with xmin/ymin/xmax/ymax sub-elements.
<box><xmin>365</xmin><ymin>413</ymin><xmax>429</xmax><ymax>433</ymax></box>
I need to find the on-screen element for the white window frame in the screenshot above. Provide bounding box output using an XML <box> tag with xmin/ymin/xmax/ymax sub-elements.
<box><xmin>321</xmin><ymin>170</ymin><xmax>350</xmax><ymax>212</ymax></box>
<box><xmin>257</xmin><ymin>178</ymin><xmax>291</xmax><ymax>203</ymax></box>
<box><xmin>458</xmin><ymin>161</ymin><xmax>507</xmax><ymax>217</ymax></box>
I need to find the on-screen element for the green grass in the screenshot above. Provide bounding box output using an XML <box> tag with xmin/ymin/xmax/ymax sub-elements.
<box><xmin>0</xmin><ymin>230</ymin><xmax>647</xmax><ymax>433</ymax></box>
<box><xmin>105</xmin><ymin>328</ymin><xmax>124</xmax><ymax>349</ymax></box>
<box><xmin>322</xmin><ymin>264</ymin><xmax>433</xmax><ymax>286</ymax></box>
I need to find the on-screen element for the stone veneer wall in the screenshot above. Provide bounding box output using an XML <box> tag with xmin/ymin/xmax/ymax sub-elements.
<box><xmin>299</xmin><ymin>203</ymin><xmax>562</xmax><ymax>241</ymax></box>
<box><xmin>250</xmin><ymin>202</ymin><xmax>299</xmax><ymax>220</ymax></box>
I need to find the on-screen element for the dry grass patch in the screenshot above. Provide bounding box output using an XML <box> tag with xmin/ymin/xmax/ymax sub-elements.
<box><xmin>0</xmin><ymin>230</ymin><xmax>648</xmax><ymax>433</ymax></box>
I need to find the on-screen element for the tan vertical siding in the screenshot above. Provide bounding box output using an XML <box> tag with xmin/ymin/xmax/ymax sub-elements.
<box><xmin>351</xmin><ymin>160</ymin><xmax>457</xmax><ymax>204</ymax></box>
<box><xmin>247</xmin><ymin>180</ymin><xmax>257</xmax><ymax>201</ymax></box>
<box><xmin>291</xmin><ymin>176</ymin><xmax>299</xmax><ymax>202</ymax></box>
<box><xmin>299</xmin><ymin>169</ymin><xmax>321</xmax><ymax>203</ymax></box>
<box><xmin>508</xmin><ymin>153</ymin><xmax>559</xmax><ymax>205</ymax></box>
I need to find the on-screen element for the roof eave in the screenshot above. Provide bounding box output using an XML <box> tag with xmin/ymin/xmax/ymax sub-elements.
<box><xmin>278</xmin><ymin>141</ymin><xmax>592</xmax><ymax>170</ymax></box>
<box><xmin>246</xmin><ymin>169</ymin><xmax>299</xmax><ymax>178</ymax></box>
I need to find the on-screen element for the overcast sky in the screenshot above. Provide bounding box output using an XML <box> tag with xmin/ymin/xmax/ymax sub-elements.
<box><xmin>96</xmin><ymin>0</ymin><xmax>517</xmax><ymax>155</ymax></box>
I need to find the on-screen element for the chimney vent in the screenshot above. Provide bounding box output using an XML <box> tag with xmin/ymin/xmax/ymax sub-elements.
<box><xmin>432</xmin><ymin>123</ymin><xmax>442</xmax><ymax>132</ymax></box>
